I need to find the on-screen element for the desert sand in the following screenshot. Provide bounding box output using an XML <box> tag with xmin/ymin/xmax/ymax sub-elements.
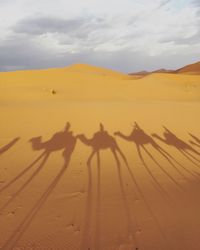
<box><xmin>0</xmin><ymin>63</ymin><xmax>200</xmax><ymax>250</ymax></box>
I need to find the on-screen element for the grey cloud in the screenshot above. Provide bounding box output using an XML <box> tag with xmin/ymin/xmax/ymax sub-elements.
<box><xmin>193</xmin><ymin>0</ymin><xmax>200</xmax><ymax>6</ymax></box>
<box><xmin>160</xmin><ymin>31</ymin><xmax>200</xmax><ymax>45</ymax></box>
<box><xmin>13</xmin><ymin>17</ymin><xmax>87</xmax><ymax>35</ymax></box>
<box><xmin>157</xmin><ymin>0</ymin><xmax>170</xmax><ymax>8</ymax></box>
<box><xmin>0</xmin><ymin>34</ymin><xmax>199</xmax><ymax>73</ymax></box>
<box><xmin>0</xmin><ymin>35</ymin><xmax>56</xmax><ymax>71</ymax></box>
<box><xmin>13</xmin><ymin>16</ymin><xmax>109</xmax><ymax>36</ymax></box>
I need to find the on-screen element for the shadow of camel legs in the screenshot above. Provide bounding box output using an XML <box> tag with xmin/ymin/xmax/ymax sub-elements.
<box><xmin>81</xmin><ymin>162</ymin><xmax>93</xmax><ymax>250</ymax></box>
<box><xmin>136</xmin><ymin>145</ymin><xmax>174</xmax><ymax>201</ymax></box>
<box><xmin>190</xmin><ymin>141</ymin><xmax>200</xmax><ymax>148</ymax></box>
<box><xmin>189</xmin><ymin>133</ymin><xmax>200</xmax><ymax>144</ymax></box>
<box><xmin>81</xmin><ymin>151</ymin><xmax>102</xmax><ymax>250</ymax></box>
<box><xmin>94</xmin><ymin>151</ymin><xmax>101</xmax><ymax>250</ymax></box>
<box><xmin>184</xmin><ymin>150</ymin><xmax>200</xmax><ymax>163</ymax></box>
<box><xmin>113</xmin><ymin>150</ymin><xmax>139</xmax><ymax>248</ymax></box>
<box><xmin>81</xmin><ymin>146</ymin><xmax>132</xmax><ymax>250</ymax></box>
<box><xmin>156</xmin><ymin>145</ymin><xmax>199</xmax><ymax>180</ymax></box>
<box><xmin>178</xmin><ymin>149</ymin><xmax>200</xmax><ymax>170</ymax></box>
<box><xmin>141</xmin><ymin>145</ymin><xmax>183</xmax><ymax>191</ymax></box>
<box><xmin>117</xmin><ymin>149</ymin><xmax>172</xmax><ymax>249</ymax></box>
<box><xmin>0</xmin><ymin>138</ymin><xmax>20</xmax><ymax>156</ymax></box>
<box><xmin>1</xmin><ymin>151</ymin><xmax>72</xmax><ymax>250</ymax></box>
<box><xmin>0</xmin><ymin>153</ymin><xmax>50</xmax><ymax>213</ymax></box>
<box><xmin>152</xmin><ymin>144</ymin><xmax>193</xmax><ymax>181</ymax></box>
<box><xmin>0</xmin><ymin>152</ymin><xmax>46</xmax><ymax>194</ymax></box>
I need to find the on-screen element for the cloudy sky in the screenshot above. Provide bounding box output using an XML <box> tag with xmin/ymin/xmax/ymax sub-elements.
<box><xmin>0</xmin><ymin>0</ymin><xmax>200</xmax><ymax>72</ymax></box>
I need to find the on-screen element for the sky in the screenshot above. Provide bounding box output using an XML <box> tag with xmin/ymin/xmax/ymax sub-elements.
<box><xmin>0</xmin><ymin>0</ymin><xmax>199</xmax><ymax>72</ymax></box>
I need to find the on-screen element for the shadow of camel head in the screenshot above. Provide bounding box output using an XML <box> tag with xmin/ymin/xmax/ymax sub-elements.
<box><xmin>29</xmin><ymin>136</ymin><xmax>43</xmax><ymax>151</ymax></box>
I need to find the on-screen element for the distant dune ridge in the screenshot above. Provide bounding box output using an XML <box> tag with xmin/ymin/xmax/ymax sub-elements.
<box><xmin>0</xmin><ymin>62</ymin><xmax>200</xmax><ymax>102</ymax></box>
<box><xmin>130</xmin><ymin>60</ymin><xmax>200</xmax><ymax>76</ymax></box>
<box><xmin>175</xmin><ymin>61</ymin><xmax>200</xmax><ymax>74</ymax></box>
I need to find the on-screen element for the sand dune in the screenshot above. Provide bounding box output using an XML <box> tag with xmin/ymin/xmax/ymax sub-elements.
<box><xmin>0</xmin><ymin>64</ymin><xmax>200</xmax><ymax>250</ymax></box>
<box><xmin>130</xmin><ymin>61</ymin><xmax>200</xmax><ymax>76</ymax></box>
<box><xmin>1</xmin><ymin>64</ymin><xmax>200</xmax><ymax>102</ymax></box>
<box><xmin>175</xmin><ymin>61</ymin><xmax>200</xmax><ymax>74</ymax></box>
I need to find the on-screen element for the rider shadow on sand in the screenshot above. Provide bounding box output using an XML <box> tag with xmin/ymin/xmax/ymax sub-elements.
<box><xmin>1</xmin><ymin>122</ymin><xmax>76</xmax><ymax>250</ymax></box>
<box><xmin>77</xmin><ymin>123</ymin><xmax>128</xmax><ymax>166</ymax></box>
<box><xmin>0</xmin><ymin>137</ymin><xmax>20</xmax><ymax>156</ymax></box>
<box><xmin>77</xmin><ymin>124</ymin><xmax>137</xmax><ymax>250</ymax></box>
<box><xmin>152</xmin><ymin>127</ymin><xmax>200</xmax><ymax>165</ymax></box>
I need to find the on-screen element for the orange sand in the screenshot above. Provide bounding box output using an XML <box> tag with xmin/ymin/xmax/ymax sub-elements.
<box><xmin>0</xmin><ymin>64</ymin><xmax>200</xmax><ymax>250</ymax></box>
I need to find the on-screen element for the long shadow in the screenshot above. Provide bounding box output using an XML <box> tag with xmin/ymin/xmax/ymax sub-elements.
<box><xmin>136</xmin><ymin>145</ymin><xmax>175</xmax><ymax>200</ymax></box>
<box><xmin>80</xmin><ymin>161</ymin><xmax>93</xmax><ymax>250</ymax></box>
<box><xmin>0</xmin><ymin>153</ymin><xmax>49</xmax><ymax>213</ymax></box>
<box><xmin>0</xmin><ymin>152</ymin><xmax>46</xmax><ymax>194</ymax></box>
<box><xmin>1</xmin><ymin>123</ymin><xmax>76</xmax><ymax>250</ymax></box>
<box><xmin>122</xmin><ymin>159</ymin><xmax>172</xmax><ymax>249</ymax></box>
<box><xmin>115</xmin><ymin>123</ymin><xmax>184</xmax><ymax>195</ymax></box>
<box><xmin>189</xmin><ymin>133</ymin><xmax>200</xmax><ymax>144</ymax></box>
<box><xmin>114</xmin><ymin>129</ymin><xmax>172</xmax><ymax>249</ymax></box>
<box><xmin>0</xmin><ymin>137</ymin><xmax>20</xmax><ymax>156</ymax></box>
<box><xmin>94</xmin><ymin>151</ymin><xmax>101</xmax><ymax>250</ymax></box>
<box><xmin>190</xmin><ymin>141</ymin><xmax>200</xmax><ymax>148</ymax></box>
<box><xmin>152</xmin><ymin>127</ymin><xmax>200</xmax><ymax>167</ymax></box>
<box><xmin>189</xmin><ymin>133</ymin><xmax>200</xmax><ymax>148</ymax></box>
<box><xmin>79</xmin><ymin>124</ymin><xmax>138</xmax><ymax>250</ymax></box>
<box><xmin>0</xmin><ymin>123</ymin><xmax>74</xmax><ymax>212</ymax></box>
<box><xmin>114</xmin><ymin>150</ymin><xmax>140</xmax><ymax>248</ymax></box>
<box><xmin>81</xmin><ymin>152</ymin><xmax>101</xmax><ymax>250</ymax></box>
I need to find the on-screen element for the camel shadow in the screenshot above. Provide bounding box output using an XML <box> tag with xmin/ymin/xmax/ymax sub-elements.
<box><xmin>114</xmin><ymin>123</ymin><xmax>171</xmax><ymax>245</ymax></box>
<box><xmin>78</xmin><ymin>124</ymin><xmax>137</xmax><ymax>250</ymax></box>
<box><xmin>0</xmin><ymin>122</ymin><xmax>74</xmax><ymax>195</ymax></box>
<box><xmin>115</xmin><ymin>122</ymin><xmax>186</xmax><ymax>198</ymax></box>
<box><xmin>77</xmin><ymin>123</ymin><xmax>128</xmax><ymax>167</ymax></box>
<box><xmin>1</xmin><ymin>122</ymin><xmax>77</xmax><ymax>250</ymax></box>
<box><xmin>189</xmin><ymin>133</ymin><xmax>200</xmax><ymax>148</ymax></box>
<box><xmin>152</xmin><ymin>127</ymin><xmax>200</xmax><ymax>166</ymax></box>
<box><xmin>0</xmin><ymin>137</ymin><xmax>20</xmax><ymax>156</ymax></box>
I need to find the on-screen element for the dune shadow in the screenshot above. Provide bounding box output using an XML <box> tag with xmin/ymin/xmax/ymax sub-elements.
<box><xmin>0</xmin><ymin>137</ymin><xmax>20</xmax><ymax>156</ymax></box>
<box><xmin>1</xmin><ymin>123</ymin><xmax>76</xmax><ymax>249</ymax></box>
<box><xmin>152</xmin><ymin>127</ymin><xmax>200</xmax><ymax>167</ymax></box>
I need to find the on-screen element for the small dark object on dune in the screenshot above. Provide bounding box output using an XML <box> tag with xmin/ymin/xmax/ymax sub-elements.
<box><xmin>51</xmin><ymin>89</ymin><xmax>56</xmax><ymax>94</ymax></box>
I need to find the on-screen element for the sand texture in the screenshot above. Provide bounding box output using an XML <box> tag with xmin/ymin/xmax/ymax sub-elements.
<box><xmin>0</xmin><ymin>64</ymin><xmax>200</xmax><ymax>250</ymax></box>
